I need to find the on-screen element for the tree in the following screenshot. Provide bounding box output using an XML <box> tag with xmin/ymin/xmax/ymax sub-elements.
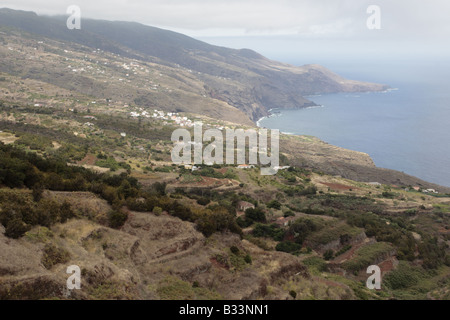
<box><xmin>108</xmin><ymin>210</ymin><xmax>128</xmax><ymax>229</ymax></box>
<box><xmin>289</xmin><ymin>290</ymin><xmax>297</xmax><ymax>299</ymax></box>
<box><xmin>276</xmin><ymin>241</ymin><xmax>302</xmax><ymax>254</ymax></box>
<box><xmin>5</xmin><ymin>219</ymin><xmax>30</xmax><ymax>239</ymax></box>
<box><xmin>324</xmin><ymin>250</ymin><xmax>334</xmax><ymax>261</ymax></box>
<box><xmin>32</xmin><ymin>183</ymin><xmax>44</xmax><ymax>202</ymax></box>
<box><xmin>230</xmin><ymin>246</ymin><xmax>240</xmax><ymax>255</ymax></box>
<box><xmin>60</xmin><ymin>201</ymin><xmax>75</xmax><ymax>223</ymax></box>
<box><xmin>153</xmin><ymin>182</ymin><xmax>167</xmax><ymax>196</ymax></box>
<box><xmin>267</xmin><ymin>200</ymin><xmax>282</xmax><ymax>210</ymax></box>
<box><xmin>197</xmin><ymin>197</ymin><xmax>211</xmax><ymax>206</ymax></box>
<box><xmin>153</xmin><ymin>206</ymin><xmax>163</xmax><ymax>216</ymax></box>
<box><xmin>245</xmin><ymin>207</ymin><xmax>266</xmax><ymax>223</ymax></box>
<box><xmin>118</xmin><ymin>179</ymin><xmax>138</xmax><ymax>199</ymax></box>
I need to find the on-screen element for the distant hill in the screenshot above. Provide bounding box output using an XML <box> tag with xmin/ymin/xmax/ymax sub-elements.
<box><xmin>0</xmin><ymin>8</ymin><xmax>389</xmax><ymax>123</ymax></box>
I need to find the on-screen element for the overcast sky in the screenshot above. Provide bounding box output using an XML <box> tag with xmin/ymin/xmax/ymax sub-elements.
<box><xmin>2</xmin><ymin>0</ymin><xmax>450</xmax><ymax>63</ymax></box>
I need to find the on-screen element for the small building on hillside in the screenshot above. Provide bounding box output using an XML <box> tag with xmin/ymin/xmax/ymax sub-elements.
<box><xmin>237</xmin><ymin>201</ymin><xmax>255</xmax><ymax>212</ymax></box>
<box><xmin>273</xmin><ymin>166</ymin><xmax>291</xmax><ymax>171</ymax></box>
<box><xmin>237</xmin><ymin>164</ymin><xmax>255</xmax><ymax>170</ymax></box>
<box><xmin>275</xmin><ymin>216</ymin><xmax>296</xmax><ymax>227</ymax></box>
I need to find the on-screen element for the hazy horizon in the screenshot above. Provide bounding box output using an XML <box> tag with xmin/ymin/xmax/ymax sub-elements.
<box><xmin>1</xmin><ymin>1</ymin><xmax>449</xmax><ymax>68</ymax></box>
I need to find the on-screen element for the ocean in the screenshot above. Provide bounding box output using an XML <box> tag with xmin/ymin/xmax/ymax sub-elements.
<box><xmin>259</xmin><ymin>58</ymin><xmax>450</xmax><ymax>187</ymax></box>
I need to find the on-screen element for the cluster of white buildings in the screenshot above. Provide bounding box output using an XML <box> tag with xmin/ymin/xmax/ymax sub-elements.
<box><xmin>129</xmin><ymin>109</ymin><xmax>194</xmax><ymax>127</ymax></box>
<box><xmin>130</xmin><ymin>109</ymin><xmax>151</xmax><ymax>118</ymax></box>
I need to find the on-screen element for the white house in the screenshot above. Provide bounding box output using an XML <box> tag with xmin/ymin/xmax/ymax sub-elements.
<box><xmin>237</xmin><ymin>164</ymin><xmax>255</xmax><ymax>169</ymax></box>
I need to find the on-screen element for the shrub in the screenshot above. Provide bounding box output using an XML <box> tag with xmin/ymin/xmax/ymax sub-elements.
<box><xmin>245</xmin><ymin>207</ymin><xmax>266</xmax><ymax>223</ymax></box>
<box><xmin>41</xmin><ymin>244</ymin><xmax>70</xmax><ymax>269</ymax></box>
<box><xmin>152</xmin><ymin>182</ymin><xmax>167</xmax><ymax>196</ymax></box>
<box><xmin>108</xmin><ymin>210</ymin><xmax>128</xmax><ymax>229</ymax></box>
<box><xmin>197</xmin><ymin>198</ymin><xmax>211</xmax><ymax>206</ymax></box>
<box><xmin>335</xmin><ymin>244</ymin><xmax>352</xmax><ymax>257</ymax></box>
<box><xmin>153</xmin><ymin>206</ymin><xmax>163</xmax><ymax>216</ymax></box>
<box><xmin>303</xmin><ymin>256</ymin><xmax>328</xmax><ymax>272</ymax></box>
<box><xmin>252</xmin><ymin>223</ymin><xmax>285</xmax><ymax>241</ymax></box>
<box><xmin>382</xmin><ymin>191</ymin><xmax>396</xmax><ymax>199</ymax></box>
<box><xmin>342</xmin><ymin>242</ymin><xmax>393</xmax><ymax>274</ymax></box>
<box><xmin>236</xmin><ymin>217</ymin><xmax>253</xmax><ymax>228</ymax></box>
<box><xmin>244</xmin><ymin>254</ymin><xmax>252</xmax><ymax>264</ymax></box>
<box><xmin>284</xmin><ymin>211</ymin><xmax>295</xmax><ymax>218</ymax></box>
<box><xmin>156</xmin><ymin>276</ymin><xmax>221</xmax><ymax>300</ymax></box>
<box><xmin>298</xmin><ymin>186</ymin><xmax>317</xmax><ymax>196</ymax></box>
<box><xmin>245</xmin><ymin>235</ymin><xmax>271</xmax><ymax>251</ymax></box>
<box><xmin>444</xmin><ymin>255</ymin><xmax>450</xmax><ymax>267</ymax></box>
<box><xmin>289</xmin><ymin>290</ymin><xmax>297</xmax><ymax>299</ymax></box>
<box><xmin>32</xmin><ymin>184</ymin><xmax>44</xmax><ymax>202</ymax></box>
<box><xmin>196</xmin><ymin>207</ymin><xmax>242</xmax><ymax>238</ymax></box>
<box><xmin>276</xmin><ymin>241</ymin><xmax>302</xmax><ymax>254</ymax></box>
<box><xmin>384</xmin><ymin>262</ymin><xmax>422</xmax><ymax>290</ymax></box>
<box><xmin>5</xmin><ymin>219</ymin><xmax>30</xmax><ymax>239</ymax></box>
<box><xmin>323</xmin><ymin>250</ymin><xmax>334</xmax><ymax>261</ymax></box>
<box><xmin>230</xmin><ymin>246</ymin><xmax>240</xmax><ymax>255</ymax></box>
<box><xmin>285</xmin><ymin>218</ymin><xmax>321</xmax><ymax>245</ymax></box>
<box><xmin>267</xmin><ymin>200</ymin><xmax>282</xmax><ymax>210</ymax></box>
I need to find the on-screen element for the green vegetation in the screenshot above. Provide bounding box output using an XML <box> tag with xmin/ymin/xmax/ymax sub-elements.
<box><xmin>283</xmin><ymin>217</ymin><xmax>322</xmax><ymax>246</ymax></box>
<box><xmin>307</xmin><ymin>222</ymin><xmax>361</xmax><ymax>246</ymax></box>
<box><xmin>335</xmin><ymin>244</ymin><xmax>352</xmax><ymax>257</ymax></box>
<box><xmin>15</xmin><ymin>133</ymin><xmax>53</xmax><ymax>151</ymax></box>
<box><xmin>267</xmin><ymin>200</ymin><xmax>282</xmax><ymax>210</ymax></box>
<box><xmin>276</xmin><ymin>241</ymin><xmax>302</xmax><ymax>254</ymax></box>
<box><xmin>244</xmin><ymin>207</ymin><xmax>266</xmax><ymax>223</ymax></box>
<box><xmin>289</xmin><ymin>290</ymin><xmax>297</xmax><ymax>299</ymax></box>
<box><xmin>41</xmin><ymin>244</ymin><xmax>71</xmax><ymax>269</ymax></box>
<box><xmin>108</xmin><ymin>210</ymin><xmax>128</xmax><ymax>229</ymax></box>
<box><xmin>0</xmin><ymin>20</ymin><xmax>449</xmax><ymax>301</ymax></box>
<box><xmin>384</xmin><ymin>261</ymin><xmax>422</xmax><ymax>290</ymax></box>
<box><xmin>156</xmin><ymin>276</ymin><xmax>222</xmax><ymax>300</ymax></box>
<box><xmin>342</xmin><ymin>242</ymin><xmax>393</xmax><ymax>274</ymax></box>
<box><xmin>323</xmin><ymin>250</ymin><xmax>334</xmax><ymax>261</ymax></box>
<box><xmin>0</xmin><ymin>189</ymin><xmax>76</xmax><ymax>239</ymax></box>
<box><xmin>345</xmin><ymin>212</ymin><xmax>416</xmax><ymax>261</ymax></box>
<box><xmin>0</xmin><ymin>143</ymin><xmax>243</xmax><ymax>239</ymax></box>
<box><xmin>303</xmin><ymin>256</ymin><xmax>328</xmax><ymax>273</ymax></box>
<box><xmin>95</xmin><ymin>157</ymin><xmax>131</xmax><ymax>172</ymax></box>
<box><xmin>383</xmin><ymin>261</ymin><xmax>450</xmax><ymax>299</ymax></box>
<box><xmin>252</xmin><ymin>224</ymin><xmax>285</xmax><ymax>241</ymax></box>
<box><xmin>191</xmin><ymin>167</ymin><xmax>236</xmax><ymax>180</ymax></box>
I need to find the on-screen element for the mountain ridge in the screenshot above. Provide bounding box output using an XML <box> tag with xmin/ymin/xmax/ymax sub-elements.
<box><xmin>0</xmin><ymin>8</ymin><xmax>389</xmax><ymax>123</ymax></box>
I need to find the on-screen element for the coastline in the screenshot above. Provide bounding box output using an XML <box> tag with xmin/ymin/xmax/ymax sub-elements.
<box><xmin>255</xmin><ymin>107</ymin><xmax>450</xmax><ymax>192</ymax></box>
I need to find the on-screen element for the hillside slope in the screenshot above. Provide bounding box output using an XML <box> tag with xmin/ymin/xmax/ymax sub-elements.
<box><xmin>0</xmin><ymin>8</ymin><xmax>389</xmax><ymax>123</ymax></box>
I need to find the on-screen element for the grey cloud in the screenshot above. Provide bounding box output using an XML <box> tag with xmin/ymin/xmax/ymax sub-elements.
<box><xmin>1</xmin><ymin>0</ymin><xmax>449</xmax><ymax>42</ymax></box>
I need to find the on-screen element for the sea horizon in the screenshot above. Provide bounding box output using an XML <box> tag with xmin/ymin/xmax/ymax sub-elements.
<box><xmin>258</xmin><ymin>57</ymin><xmax>450</xmax><ymax>188</ymax></box>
